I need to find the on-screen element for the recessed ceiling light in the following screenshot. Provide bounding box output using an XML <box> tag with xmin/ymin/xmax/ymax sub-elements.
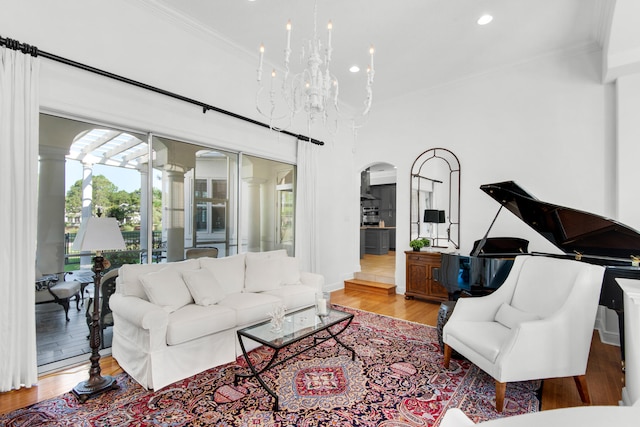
<box><xmin>349</xmin><ymin>65</ymin><xmax>360</xmax><ymax>73</ymax></box>
<box><xmin>477</xmin><ymin>14</ymin><xmax>493</xmax><ymax>25</ymax></box>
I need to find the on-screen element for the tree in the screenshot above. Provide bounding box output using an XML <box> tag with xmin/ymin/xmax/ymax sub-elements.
<box><xmin>66</xmin><ymin>175</ymin><xmax>121</xmax><ymax>220</ymax></box>
<box><xmin>66</xmin><ymin>175</ymin><xmax>162</xmax><ymax>229</ymax></box>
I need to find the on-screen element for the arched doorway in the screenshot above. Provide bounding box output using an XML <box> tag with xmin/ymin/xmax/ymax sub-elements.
<box><xmin>356</xmin><ymin>162</ymin><xmax>396</xmax><ymax>284</ymax></box>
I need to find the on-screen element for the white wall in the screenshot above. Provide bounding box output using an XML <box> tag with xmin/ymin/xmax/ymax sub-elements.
<box><xmin>1</xmin><ymin>0</ymin><xmax>634</xmax><ymax>296</ymax></box>
<box><xmin>0</xmin><ymin>0</ymin><xmax>358</xmax><ymax>289</ymax></box>
<box><xmin>355</xmin><ymin>46</ymin><xmax>615</xmax><ymax>291</ymax></box>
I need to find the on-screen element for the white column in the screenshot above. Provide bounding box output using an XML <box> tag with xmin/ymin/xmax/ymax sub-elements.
<box><xmin>80</xmin><ymin>161</ymin><xmax>94</xmax><ymax>267</ymax></box>
<box><xmin>617</xmin><ymin>278</ymin><xmax>640</xmax><ymax>406</ymax></box>
<box><xmin>616</xmin><ymin>74</ymin><xmax>640</xmax><ymax>230</ymax></box>
<box><xmin>36</xmin><ymin>146</ymin><xmax>67</xmax><ymax>275</ymax></box>
<box><xmin>244</xmin><ymin>178</ymin><xmax>265</xmax><ymax>252</ymax></box>
<box><xmin>139</xmin><ymin>167</ymin><xmax>149</xmax><ymax>258</ymax></box>
<box><xmin>163</xmin><ymin>169</ymin><xmax>185</xmax><ymax>262</ymax></box>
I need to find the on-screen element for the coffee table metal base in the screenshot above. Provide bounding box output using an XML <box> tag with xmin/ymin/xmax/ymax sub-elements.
<box><xmin>234</xmin><ymin>310</ymin><xmax>355</xmax><ymax>411</ymax></box>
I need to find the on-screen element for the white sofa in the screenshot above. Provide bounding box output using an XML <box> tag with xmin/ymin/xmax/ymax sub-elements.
<box><xmin>439</xmin><ymin>404</ymin><xmax>640</xmax><ymax>427</ymax></box>
<box><xmin>109</xmin><ymin>249</ymin><xmax>323</xmax><ymax>390</ymax></box>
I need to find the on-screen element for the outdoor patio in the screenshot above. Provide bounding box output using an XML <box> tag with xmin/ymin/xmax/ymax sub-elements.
<box><xmin>36</xmin><ymin>288</ymin><xmax>112</xmax><ymax>373</ymax></box>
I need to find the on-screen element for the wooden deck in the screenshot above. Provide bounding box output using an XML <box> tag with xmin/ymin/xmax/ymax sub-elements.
<box><xmin>36</xmin><ymin>295</ymin><xmax>112</xmax><ymax>372</ymax></box>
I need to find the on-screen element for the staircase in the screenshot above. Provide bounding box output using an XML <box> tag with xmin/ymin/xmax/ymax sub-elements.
<box><xmin>347</xmin><ymin>252</ymin><xmax>397</xmax><ymax>295</ymax></box>
<box><xmin>344</xmin><ymin>278</ymin><xmax>396</xmax><ymax>295</ymax></box>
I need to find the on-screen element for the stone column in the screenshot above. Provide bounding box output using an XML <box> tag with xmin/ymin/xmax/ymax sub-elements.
<box><xmin>36</xmin><ymin>146</ymin><xmax>68</xmax><ymax>275</ymax></box>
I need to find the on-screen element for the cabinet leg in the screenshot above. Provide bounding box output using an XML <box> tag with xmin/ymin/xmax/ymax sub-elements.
<box><xmin>404</xmin><ymin>295</ymin><xmax>414</xmax><ymax>300</ymax></box>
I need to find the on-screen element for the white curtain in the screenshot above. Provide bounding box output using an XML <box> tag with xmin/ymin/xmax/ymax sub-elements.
<box><xmin>295</xmin><ymin>139</ymin><xmax>320</xmax><ymax>273</ymax></box>
<box><xmin>0</xmin><ymin>44</ymin><xmax>40</xmax><ymax>391</ymax></box>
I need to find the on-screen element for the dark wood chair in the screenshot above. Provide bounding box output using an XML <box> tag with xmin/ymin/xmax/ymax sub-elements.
<box><xmin>185</xmin><ymin>247</ymin><xmax>219</xmax><ymax>259</ymax></box>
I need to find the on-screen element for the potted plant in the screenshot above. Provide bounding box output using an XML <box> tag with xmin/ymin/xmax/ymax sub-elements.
<box><xmin>410</xmin><ymin>238</ymin><xmax>430</xmax><ymax>251</ymax></box>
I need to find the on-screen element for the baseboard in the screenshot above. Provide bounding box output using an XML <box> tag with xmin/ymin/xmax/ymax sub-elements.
<box><xmin>595</xmin><ymin>306</ymin><xmax>620</xmax><ymax>346</ymax></box>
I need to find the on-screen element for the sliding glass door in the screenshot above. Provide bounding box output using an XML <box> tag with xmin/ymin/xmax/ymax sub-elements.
<box><xmin>240</xmin><ymin>155</ymin><xmax>296</xmax><ymax>256</ymax></box>
<box><xmin>151</xmin><ymin>136</ymin><xmax>239</xmax><ymax>260</ymax></box>
<box><xmin>37</xmin><ymin>114</ymin><xmax>296</xmax><ymax>370</ymax></box>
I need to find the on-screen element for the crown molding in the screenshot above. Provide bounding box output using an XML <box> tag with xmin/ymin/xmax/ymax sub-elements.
<box><xmin>132</xmin><ymin>0</ymin><xmax>258</xmax><ymax>62</ymax></box>
<box><xmin>593</xmin><ymin>0</ymin><xmax>616</xmax><ymax>49</ymax></box>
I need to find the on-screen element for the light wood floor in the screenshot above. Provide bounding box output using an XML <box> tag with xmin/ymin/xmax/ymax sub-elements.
<box><xmin>356</xmin><ymin>251</ymin><xmax>396</xmax><ymax>284</ymax></box>
<box><xmin>0</xmin><ymin>285</ymin><xmax>624</xmax><ymax>416</ymax></box>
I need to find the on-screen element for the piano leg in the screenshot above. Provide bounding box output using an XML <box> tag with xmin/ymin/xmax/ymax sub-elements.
<box><xmin>616</xmin><ymin>309</ymin><xmax>626</xmax><ymax>372</ymax></box>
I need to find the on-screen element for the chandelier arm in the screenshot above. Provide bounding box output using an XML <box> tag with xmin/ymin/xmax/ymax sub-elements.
<box><xmin>254</xmin><ymin>0</ymin><xmax>373</xmax><ymax>133</ymax></box>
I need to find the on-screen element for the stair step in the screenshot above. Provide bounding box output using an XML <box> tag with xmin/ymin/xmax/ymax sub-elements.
<box><xmin>344</xmin><ymin>279</ymin><xmax>396</xmax><ymax>295</ymax></box>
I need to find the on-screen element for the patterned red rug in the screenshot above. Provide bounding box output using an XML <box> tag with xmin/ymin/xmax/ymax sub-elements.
<box><xmin>1</xmin><ymin>307</ymin><xmax>540</xmax><ymax>426</ymax></box>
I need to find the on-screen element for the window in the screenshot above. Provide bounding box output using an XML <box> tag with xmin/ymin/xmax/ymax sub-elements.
<box><xmin>240</xmin><ymin>155</ymin><xmax>296</xmax><ymax>255</ymax></box>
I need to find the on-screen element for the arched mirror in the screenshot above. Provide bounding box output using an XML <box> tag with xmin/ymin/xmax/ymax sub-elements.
<box><xmin>410</xmin><ymin>148</ymin><xmax>460</xmax><ymax>248</ymax></box>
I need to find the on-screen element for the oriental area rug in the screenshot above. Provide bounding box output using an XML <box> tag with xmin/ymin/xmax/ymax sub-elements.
<box><xmin>1</xmin><ymin>307</ymin><xmax>540</xmax><ymax>426</ymax></box>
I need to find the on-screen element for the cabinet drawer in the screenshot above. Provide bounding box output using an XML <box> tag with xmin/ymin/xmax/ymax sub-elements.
<box><xmin>428</xmin><ymin>280</ymin><xmax>448</xmax><ymax>298</ymax></box>
<box><xmin>407</xmin><ymin>254</ymin><xmax>428</xmax><ymax>263</ymax></box>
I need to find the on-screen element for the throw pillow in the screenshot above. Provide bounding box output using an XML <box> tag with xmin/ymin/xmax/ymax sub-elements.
<box><xmin>181</xmin><ymin>268</ymin><xmax>226</xmax><ymax>306</ymax></box>
<box><xmin>245</xmin><ymin>249</ymin><xmax>288</xmax><ymax>261</ymax></box>
<box><xmin>139</xmin><ymin>267</ymin><xmax>193</xmax><ymax>313</ymax></box>
<box><xmin>494</xmin><ymin>302</ymin><xmax>540</xmax><ymax>329</ymax></box>
<box><xmin>281</xmin><ymin>257</ymin><xmax>302</xmax><ymax>285</ymax></box>
<box><xmin>245</xmin><ymin>256</ymin><xmax>283</xmax><ymax>292</ymax></box>
<box><xmin>200</xmin><ymin>253</ymin><xmax>246</xmax><ymax>294</ymax></box>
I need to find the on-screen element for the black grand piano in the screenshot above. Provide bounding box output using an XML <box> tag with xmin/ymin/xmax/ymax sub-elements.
<box><xmin>439</xmin><ymin>180</ymin><xmax>640</xmax><ymax>366</ymax></box>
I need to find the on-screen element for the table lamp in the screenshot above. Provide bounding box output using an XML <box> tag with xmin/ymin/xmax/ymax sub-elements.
<box><xmin>70</xmin><ymin>214</ymin><xmax>125</xmax><ymax>403</ymax></box>
<box><xmin>424</xmin><ymin>209</ymin><xmax>446</xmax><ymax>247</ymax></box>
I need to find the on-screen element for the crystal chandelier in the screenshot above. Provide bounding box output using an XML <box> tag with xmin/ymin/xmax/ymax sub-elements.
<box><xmin>256</xmin><ymin>0</ymin><xmax>374</xmax><ymax>131</ymax></box>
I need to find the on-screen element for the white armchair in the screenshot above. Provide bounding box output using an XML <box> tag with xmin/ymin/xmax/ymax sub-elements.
<box><xmin>443</xmin><ymin>255</ymin><xmax>605</xmax><ymax>412</ymax></box>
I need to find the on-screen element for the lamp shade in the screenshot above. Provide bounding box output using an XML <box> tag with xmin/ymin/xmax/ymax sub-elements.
<box><xmin>424</xmin><ymin>209</ymin><xmax>446</xmax><ymax>224</ymax></box>
<box><xmin>72</xmin><ymin>217</ymin><xmax>126</xmax><ymax>252</ymax></box>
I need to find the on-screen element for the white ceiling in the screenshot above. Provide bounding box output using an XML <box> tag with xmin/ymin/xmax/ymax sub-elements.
<box><xmin>154</xmin><ymin>0</ymin><xmax>609</xmax><ymax>109</ymax></box>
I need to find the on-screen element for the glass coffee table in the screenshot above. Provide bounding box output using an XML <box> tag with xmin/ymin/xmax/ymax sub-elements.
<box><xmin>234</xmin><ymin>306</ymin><xmax>355</xmax><ymax>411</ymax></box>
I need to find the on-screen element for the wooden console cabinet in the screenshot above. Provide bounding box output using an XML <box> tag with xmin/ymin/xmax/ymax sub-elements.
<box><xmin>405</xmin><ymin>251</ymin><xmax>448</xmax><ymax>302</ymax></box>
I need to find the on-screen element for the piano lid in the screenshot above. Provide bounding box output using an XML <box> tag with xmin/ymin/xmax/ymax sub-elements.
<box><xmin>480</xmin><ymin>181</ymin><xmax>640</xmax><ymax>261</ymax></box>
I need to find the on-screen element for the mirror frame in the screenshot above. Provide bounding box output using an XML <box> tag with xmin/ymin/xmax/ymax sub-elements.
<box><xmin>409</xmin><ymin>148</ymin><xmax>461</xmax><ymax>249</ymax></box>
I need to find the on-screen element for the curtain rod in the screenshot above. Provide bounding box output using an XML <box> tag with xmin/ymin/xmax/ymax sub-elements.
<box><xmin>0</xmin><ymin>35</ymin><xmax>324</xmax><ymax>146</ymax></box>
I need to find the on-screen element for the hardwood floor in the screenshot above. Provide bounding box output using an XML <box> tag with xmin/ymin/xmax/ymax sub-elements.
<box><xmin>355</xmin><ymin>251</ymin><xmax>396</xmax><ymax>284</ymax></box>
<box><xmin>0</xmin><ymin>285</ymin><xmax>624</xmax><ymax>416</ymax></box>
<box><xmin>331</xmin><ymin>289</ymin><xmax>624</xmax><ymax>410</ymax></box>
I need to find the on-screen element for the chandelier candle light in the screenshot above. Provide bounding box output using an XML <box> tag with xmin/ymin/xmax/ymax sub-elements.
<box><xmin>256</xmin><ymin>0</ymin><xmax>374</xmax><ymax>129</ymax></box>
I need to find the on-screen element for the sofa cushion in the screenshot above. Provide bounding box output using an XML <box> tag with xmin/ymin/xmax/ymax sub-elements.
<box><xmin>281</xmin><ymin>257</ymin><xmax>302</xmax><ymax>285</ymax></box>
<box><xmin>244</xmin><ymin>255</ymin><xmax>302</xmax><ymax>292</ymax></box>
<box><xmin>118</xmin><ymin>259</ymin><xmax>200</xmax><ymax>300</ymax></box>
<box><xmin>245</xmin><ymin>249</ymin><xmax>288</xmax><ymax>261</ymax></box>
<box><xmin>446</xmin><ymin>321</ymin><xmax>511</xmax><ymax>363</ymax></box>
<box><xmin>218</xmin><ymin>292</ymin><xmax>282</xmax><ymax>325</ymax></box>
<box><xmin>200</xmin><ymin>253</ymin><xmax>246</xmax><ymax>295</ymax></box>
<box><xmin>139</xmin><ymin>267</ymin><xmax>194</xmax><ymax>313</ymax></box>
<box><xmin>245</xmin><ymin>256</ymin><xmax>284</xmax><ymax>292</ymax></box>
<box><xmin>494</xmin><ymin>303</ymin><xmax>540</xmax><ymax>329</ymax></box>
<box><xmin>181</xmin><ymin>268</ymin><xmax>226</xmax><ymax>306</ymax></box>
<box><xmin>263</xmin><ymin>284</ymin><xmax>316</xmax><ymax>310</ymax></box>
<box><xmin>166</xmin><ymin>304</ymin><xmax>237</xmax><ymax>346</ymax></box>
